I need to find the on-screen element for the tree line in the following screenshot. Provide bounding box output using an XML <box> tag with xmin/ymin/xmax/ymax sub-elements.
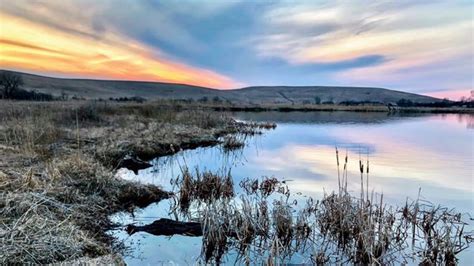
<box><xmin>0</xmin><ymin>71</ymin><xmax>54</xmax><ymax>101</ymax></box>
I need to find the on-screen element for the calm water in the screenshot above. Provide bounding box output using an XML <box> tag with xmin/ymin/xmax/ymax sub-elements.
<box><xmin>110</xmin><ymin>112</ymin><xmax>473</xmax><ymax>265</ymax></box>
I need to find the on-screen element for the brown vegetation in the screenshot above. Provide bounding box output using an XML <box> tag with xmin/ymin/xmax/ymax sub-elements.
<box><xmin>210</xmin><ymin>102</ymin><xmax>474</xmax><ymax>113</ymax></box>
<box><xmin>131</xmin><ymin>154</ymin><xmax>472</xmax><ymax>265</ymax></box>
<box><xmin>222</xmin><ymin>135</ymin><xmax>245</xmax><ymax>151</ymax></box>
<box><xmin>1</xmin><ymin>99</ymin><xmax>470</xmax><ymax>264</ymax></box>
<box><xmin>142</xmin><ymin>99</ymin><xmax>474</xmax><ymax>114</ymax></box>
<box><xmin>0</xmin><ymin>100</ymin><xmax>265</xmax><ymax>264</ymax></box>
<box><xmin>172</xmin><ymin>168</ymin><xmax>234</xmax><ymax>214</ymax></box>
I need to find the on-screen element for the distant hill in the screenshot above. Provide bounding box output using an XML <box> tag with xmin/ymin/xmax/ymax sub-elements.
<box><xmin>231</xmin><ymin>86</ymin><xmax>439</xmax><ymax>105</ymax></box>
<box><xmin>1</xmin><ymin>70</ymin><xmax>440</xmax><ymax>104</ymax></box>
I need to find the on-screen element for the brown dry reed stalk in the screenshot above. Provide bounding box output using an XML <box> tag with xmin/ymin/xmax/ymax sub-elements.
<box><xmin>222</xmin><ymin>135</ymin><xmax>245</xmax><ymax>152</ymax></box>
<box><xmin>169</xmin><ymin>151</ymin><xmax>472</xmax><ymax>265</ymax></box>
<box><xmin>2</xmin><ymin>101</ymin><xmax>263</xmax><ymax>264</ymax></box>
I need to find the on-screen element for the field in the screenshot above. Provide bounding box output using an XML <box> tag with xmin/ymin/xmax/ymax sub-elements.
<box><xmin>0</xmin><ymin>100</ymin><xmax>268</xmax><ymax>264</ymax></box>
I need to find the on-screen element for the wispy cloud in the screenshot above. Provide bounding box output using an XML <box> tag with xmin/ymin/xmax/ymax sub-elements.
<box><xmin>251</xmin><ymin>1</ymin><xmax>473</xmax><ymax>96</ymax></box>
<box><xmin>0</xmin><ymin>1</ymin><xmax>472</xmax><ymax>96</ymax></box>
<box><xmin>254</xmin><ymin>1</ymin><xmax>471</xmax><ymax>63</ymax></box>
<box><xmin>0</xmin><ymin>1</ymin><xmax>241</xmax><ymax>88</ymax></box>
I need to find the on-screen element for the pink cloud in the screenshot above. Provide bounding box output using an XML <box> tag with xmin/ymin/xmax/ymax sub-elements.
<box><xmin>424</xmin><ymin>89</ymin><xmax>473</xmax><ymax>101</ymax></box>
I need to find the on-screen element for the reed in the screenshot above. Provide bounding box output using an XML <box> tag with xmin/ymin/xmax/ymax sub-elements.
<box><xmin>222</xmin><ymin>135</ymin><xmax>245</xmax><ymax>152</ymax></box>
<box><xmin>165</xmin><ymin>152</ymin><xmax>472</xmax><ymax>265</ymax></box>
<box><xmin>172</xmin><ymin>168</ymin><xmax>234</xmax><ymax>215</ymax></box>
<box><xmin>1</xmin><ymin>100</ymin><xmax>470</xmax><ymax>264</ymax></box>
<box><xmin>0</xmin><ymin>100</ymin><xmax>269</xmax><ymax>264</ymax></box>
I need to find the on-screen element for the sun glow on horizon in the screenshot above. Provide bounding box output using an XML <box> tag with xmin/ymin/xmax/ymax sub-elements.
<box><xmin>0</xmin><ymin>1</ymin><xmax>472</xmax><ymax>96</ymax></box>
<box><xmin>0</xmin><ymin>12</ymin><xmax>240</xmax><ymax>89</ymax></box>
<box><xmin>425</xmin><ymin>89</ymin><xmax>473</xmax><ymax>101</ymax></box>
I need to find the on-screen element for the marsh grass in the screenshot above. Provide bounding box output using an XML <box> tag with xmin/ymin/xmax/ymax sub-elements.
<box><xmin>0</xmin><ymin>100</ymin><xmax>268</xmax><ymax>264</ymax></box>
<box><xmin>1</xmin><ymin>100</ymin><xmax>469</xmax><ymax>264</ymax></box>
<box><xmin>165</xmin><ymin>152</ymin><xmax>472</xmax><ymax>265</ymax></box>
<box><xmin>0</xmin><ymin>192</ymin><xmax>106</xmax><ymax>264</ymax></box>
<box><xmin>0</xmin><ymin>154</ymin><xmax>170</xmax><ymax>264</ymax></box>
<box><xmin>172</xmin><ymin>168</ymin><xmax>234</xmax><ymax>214</ymax></box>
<box><xmin>222</xmin><ymin>135</ymin><xmax>245</xmax><ymax>152</ymax></box>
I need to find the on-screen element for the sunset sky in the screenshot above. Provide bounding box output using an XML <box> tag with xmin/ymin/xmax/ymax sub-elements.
<box><xmin>1</xmin><ymin>1</ymin><xmax>472</xmax><ymax>98</ymax></box>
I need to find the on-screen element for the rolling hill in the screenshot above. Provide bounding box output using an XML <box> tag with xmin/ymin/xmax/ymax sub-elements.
<box><xmin>1</xmin><ymin>70</ymin><xmax>440</xmax><ymax>104</ymax></box>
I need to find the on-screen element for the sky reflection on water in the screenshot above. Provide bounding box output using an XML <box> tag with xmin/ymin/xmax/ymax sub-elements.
<box><xmin>112</xmin><ymin>112</ymin><xmax>473</xmax><ymax>265</ymax></box>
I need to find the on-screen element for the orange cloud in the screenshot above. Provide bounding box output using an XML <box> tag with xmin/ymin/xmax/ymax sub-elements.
<box><xmin>0</xmin><ymin>12</ymin><xmax>241</xmax><ymax>89</ymax></box>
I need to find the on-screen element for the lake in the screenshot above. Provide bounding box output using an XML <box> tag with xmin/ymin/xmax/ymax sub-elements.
<box><xmin>110</xmin><ymin>112</ymin><xmax>473</xmax><ymax>265</ymax></box>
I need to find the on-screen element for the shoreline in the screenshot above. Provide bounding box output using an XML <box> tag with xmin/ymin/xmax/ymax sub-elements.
<box><xmin>209</xmin><ymin>104</ymin><xmax>474</xmax><ymax>113</ymax></box>
<box><xmin>0</xmin><ymin>101</ymin><xmax>270</xmax><ymax>264</ymax></box>
<box><xmin>3</xmin><ymin>99</ymin><xmax>473</xmax><ymax>114</ymax></box>
<box><xmin>0</xmin><ymin>100</ymin><xmax>471</xmax><ymax>264</ymax></box>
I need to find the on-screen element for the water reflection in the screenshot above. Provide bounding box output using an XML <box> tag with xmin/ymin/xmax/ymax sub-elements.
<box><xmin>112</xmin><ymin>112</ymin><xmax>473</xmax><ymax>265</ymax></box>
<box><xmin>232</xmin><ymin>111</ymin><xmax>474</xmax><ymax>128</ymax></box>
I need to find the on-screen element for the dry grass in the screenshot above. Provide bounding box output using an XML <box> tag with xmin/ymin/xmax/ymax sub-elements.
<box><xmin>202</xmin><ymin>101</ymin><xmax>474</xmax><ymax>114</ymax></box>
<box><xmin>0</xmin><ymin>153</ymin><xmax>170</xmax><ymax>264</ymax></box>
<box><xmin>0</xmin><ymin>100</ymin><xmax>266</xmax><ymax>264</ymax></box>
<box><xmin>173</xmin><ymin>168</ymin><xmax>234</xmax><ymax>214</ymax></box>
<box><xmin>0</xmin><ymin>192</ymin><xmax>104</xmax><ymax>264</ymax></box>
<box><xmin>222</xmin><ymin>135</ymin><xmax>245</xmax><ymax>152</ymax></box>
<box><xmin>2</xmin><ymin>100</ymin><xmax>470</xmax><ymax>264</ymax></box>
<box><xmin>165</xmin><ymin>154</ymin><xmax>472</xmax><ymax>265</ymax></box>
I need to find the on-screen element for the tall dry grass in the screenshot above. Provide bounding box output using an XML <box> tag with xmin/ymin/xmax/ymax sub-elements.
<box><xmin>165</xmin><ymin>152</ymin><xmax>472</xmax><ymax>265</ymax></box>
<box><xmin>0</xmin><ymin>100</ymin><xmax>265</xmax><ymax>264</ymax></box>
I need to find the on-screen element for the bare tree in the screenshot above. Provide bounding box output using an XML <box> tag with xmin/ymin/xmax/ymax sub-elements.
<box><xmin>0</xmin><ymin>72</ymin><xmax>23</xmax><ymax>99</ymax></box>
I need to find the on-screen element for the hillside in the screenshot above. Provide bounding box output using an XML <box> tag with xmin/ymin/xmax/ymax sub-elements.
<box><xmin>1</xmin><ymin>70</ymin><xmax>440</xmax><ymax>104</ymax></box>
<box><xmin>230</xmin><ymin>86</ymin><xmax>439</xmax><ymax>104</ymax></box>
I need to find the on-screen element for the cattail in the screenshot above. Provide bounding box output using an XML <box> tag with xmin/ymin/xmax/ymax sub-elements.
<box><xmin>366</xmin><ymin>156</ymin><xmax>370</xmax><ymax>202</ymax></box>
<box><xmin>344</xmin><ymin>151</ymin><xmax>348</xmax><ymax>192</ymax></box>
<box><xmin>359</xmin><ymin>160</ymin><xmax>364</xmax><ymax>204</ymax></box>
<box><xmin>336</xmin><ymin>147</ymin><xmax>341</xmax><ymax>193</ymax></box>
<box><xmin>366</xmin><ymin>159</ymin><xmax>370</xmax><ymax>174</ymax></box>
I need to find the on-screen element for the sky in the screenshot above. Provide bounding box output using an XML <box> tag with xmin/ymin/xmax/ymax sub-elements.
<box><xmin>0</xmin><ymin>0</ymin><xmax>472</xmax><ymax>99</ymax></box>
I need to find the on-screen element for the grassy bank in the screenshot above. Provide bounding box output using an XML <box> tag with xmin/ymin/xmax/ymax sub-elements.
<box><xmin>146</xmin><ymin>100</ymin><xmax>474</xmax><ymax>113</ymax></box>
<box><xmin>0</xmin><ymin>100</ymin><xmax>269</xmax><ymax>264</ymax></box>
<box><xmin>213</xmin><ymin>104</ymin><xmax>474</xmax><ymax>113</ymax></box>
